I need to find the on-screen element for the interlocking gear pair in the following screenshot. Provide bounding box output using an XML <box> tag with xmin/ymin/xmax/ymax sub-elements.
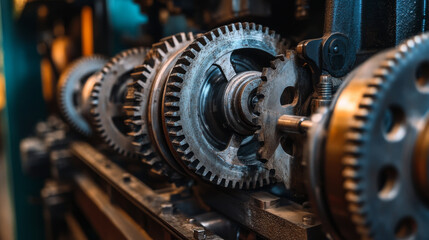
<box><xmin>57</xmin><ymin>21</ymin><xmax>429</xmax><ymax>239</ymax></box>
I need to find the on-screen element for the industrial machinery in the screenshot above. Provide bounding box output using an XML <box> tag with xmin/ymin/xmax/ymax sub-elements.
<box><xmin>3</xmin><ymin>0</ymin><xmax>428</xmax><ymax>239</ymax></box>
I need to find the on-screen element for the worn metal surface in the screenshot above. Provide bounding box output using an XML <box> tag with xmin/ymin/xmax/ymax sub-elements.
<box><xmin>125</xmin><ymin>32</ymin><xmax>195</xmax><ymax>177</ymax></box>
<box><xmin>163</xmin><ymin>22</ymin><xmax>288</xmax><ymax>189</ymax></box>
<box><xmin>74</xmin><ymin>174</ymin><xmax>152</xmax><ymax>240</ymax></box>
<box><xmin>70</xmin><ymin>141</ymin><xmax>222</xmax><ymax>240</ymax></box>
<box><xmin>255</xmin><ymin>53</ymin><xmax>311</xmax><ymax>190</ymax></box>
<box><xmin>313</xmin><ymin>33</ymin><xmax>429</xmax><ymax>240</ymax></box>
<box><xmin>198</xmin><ymin>184</ymin><xmax>323</xmax><ymax>240</ymax></box>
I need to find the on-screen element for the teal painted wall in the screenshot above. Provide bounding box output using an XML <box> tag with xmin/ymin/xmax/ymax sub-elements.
<box><xmin>1</xmin><ymin>0</ymin><xmax>47</xmax><ymax>239</ymax></box>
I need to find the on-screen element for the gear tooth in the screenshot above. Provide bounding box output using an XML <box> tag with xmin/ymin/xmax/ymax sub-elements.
<box><xmin>246</xmin><ymin>22</ymin><xmax>252</xmax><ymax>30</ymax></box>
<box><xmin>164</xmin><ymin>101</ymin><xmax>180</xmax><ymax>107</ymax></box>
<box><xmin>188</xmin><ymin>47</ymin><xmax>199</xmax><ymax>57</ymax></box>
<box><xmin>172</xmin><ymin>63</ymin><xmax>188</xmax><ymax>74</ymax></box>
<box><xmin>354</xmin><ymin>108</ymin><xmax>370</xmax><ymax>120</ymax></box>
<box><xmin>346</xmin><ymin>192</ymin><xmax>364</xmax><ymax>204</ymax></box>
<box><xmin>190</xmin><ymin>41</ymin><xmax>204</xmax><ymax>52</ymax></box>
<box><xmin>165</xmin><ymin>110</ymin><xmax>180</xmax><ymax>117</ymax></box>
<box><xmin>359</xmin><ymin>97</ymin><xmax>374</xmax><ymax>109</ymax></box>
<box><xmin>262</xmin><ymin>26</ymin><xmax>269</xmax><ymax>35</ymax></box>
<box><xmin>373</xmin><ymin>68</ymin><xmax>390</xmax><ymax>77</ymax></box>
<box><xmin>248</xmin><ymin>22</ymin><xmax>255</xmax><ymax>30</ymax></box>
<box><xmin>210</xmin><ymin>31</ymin><xmax>217</xmax><ymax>39</ymax></box>
<box><xmin>166</xmin><ymin>81</ymin><xmax>182</xmax><ymax>91</ymax></box>
<box><xmin>346</xmin><ymin>132</ymin><xmax>364</xmax><ymax>143</ymax></box>
<box><xmin>157</xmin><ymin>47</ymin><xmax>167</xmax><ymax>58</ymax></box>
<box><xmin>216</xmin><ymin>27</ymin><xmax>223</xmax><ymax>36</ymax></box>
<box><xmin>172</xmin><ymin>33</ymin><xmax>181</xmax><ymax>47</ymax></box>
<box><xmin>343</xmin><ymin>180</ymin><xmax>359</xmax><ymax>191</ymax></box>
<box><xmin>344</xmin><ymin>144</ymin><xmax>363</xmax><ymax>156</ymax></box>
<box><xmin>343</xmin><ymin>167</ymin><xmax>360</xmax><ymax>180</ymax></box>
<box><xmin>236</xmin><ymin>22</ymin><xmax>243</xmax><ymax>30</ymax></box>
<box><xmin>342</xmin><ymin>157</ymin><xmax>360</xmax><ymax>167</ymax></box>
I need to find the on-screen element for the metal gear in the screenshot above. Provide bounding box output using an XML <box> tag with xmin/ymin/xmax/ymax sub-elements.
<box><xmin>125</xmin><ymin>32</ymin><xmax>194</xmax><ymax>176</ymax></box>
<box><xmin>91</xmin><ymin>48</ymin><xmax>149</xmax><ymax>157</ymax></box>
<box><xmin>163</xmin><ymin>22</ymin><xmax>288</xmax><ymax>188</ymax></box>
<box><xmin>57</xmin><ymin>55</ymin><xmax>107</xmax><ymax>136</ymax></box>
<box><xmin>312</xmin><ymin>33</ymin><xmax>429</xmax><ymax>240</ymax></box>
<box><xmin>255</xmin><ymin>52</ymin><xmax>311</xmax><ymax>190</ymax></box>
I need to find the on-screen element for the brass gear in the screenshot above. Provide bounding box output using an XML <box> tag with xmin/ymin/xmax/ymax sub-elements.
<box><xmin>320</xmin><ymin>33</ymin><xmax>429</xmax><ymax>240</ymax></box>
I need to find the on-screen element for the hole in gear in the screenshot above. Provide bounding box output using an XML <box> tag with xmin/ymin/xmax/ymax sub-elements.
<box><xmin>395</xmin><ymin>217</ymin><xmax>417</xmax><ymax>239</ymax></box>
<box><xmin>280</xmin><ymin>86</ymin><xmax>296</xmax><ymax>105</ymax></box>
<box><xmin>382</xmin><ymin>105</ymin><xmax>406</xmax><ymax>141</ymax></box>
<box><xmin>416</xmin><ymin>61</ymin><xmax>429</xmax><ymax>92</ymax></box>
<box><xmin>377</xmin><ymin>165</ymin><xmax>399</xmax><ymax>200</ymax></box>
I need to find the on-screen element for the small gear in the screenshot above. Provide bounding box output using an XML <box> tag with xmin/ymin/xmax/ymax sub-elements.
<box><xmin>125</xmin><ymin>32</ymin><xmax>194</xmax><ymax>176</ymax></box>
<box><xmin>163</xmin><ymin>22</ymin><xmax>288</xmax><ymax>188</ymax></box>
<box><xmin>317</xmin><ymin>33</ymin><xmax>429</xmax><ymax>239</ymax></box>
<box><xmin>91</xmin><ymin>48</ymin><xmax>149</xmax><ymax>157</ymax></box>
<box><xmin>57</xmin><ymin>55</ymin><xmax>107</xmax><ymax>136</ymax></box>
<box><xmin>254</xmin><ymin>52</ymin><xmax>311</xmax><ymax>189</ymax></box>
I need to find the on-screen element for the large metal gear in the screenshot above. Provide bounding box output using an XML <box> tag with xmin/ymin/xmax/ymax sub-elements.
<box><xmin>91</xmin><ymin>48</ymin><xmax>149</xmax><ymax>157</ymax></box>
<box><xmin>309</xmin><ymin>33</ymin><xmax>429</xmax><ymax>240</ymax></box>
<box><xmin>163</xmin><ymin>22</ymin><xmax>288</xmax><ymax>188</ymax></box>
<box><xmin>255</xmin><ymin>52</ymin><xmax>311</xmax><ymax>190</ymax></box>
<box><xmin>125</xmin><ymin>32</ymin><xmax>194</xmax><ymax>176</ymax></box>
<box><xmin>57</xmin><ymin>55</ymin><xmax>107</xmax><ymax>136</ymax></box>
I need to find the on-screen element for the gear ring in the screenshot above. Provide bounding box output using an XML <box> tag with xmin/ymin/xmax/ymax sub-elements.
<box><xmin>91</xmin><ymin>48</ymin><xmax>149</xmax><ymax>157</ymax></box>
<box><xmin>125</xmin><ymin>33</ymin><xmax>194</xmax><ymax>176</ymax></box>
<box><xmin>320</xmin><ymin>33</ymin><xmax>429</xmax><ymax>239</ymax></box>
<box><xmin>163</xmin><ymin>22</ymin><xmax>288</xmax><ymax>188</ymax></box>
<box><xmin>57</xmin><ymin>55</ymin><xmax>107</xmax><ymax>136</ymax></box>
<box><xmin>255</xmin><ymin>52</ymin><xmax>311</xmax><ymax>189</ymax></box>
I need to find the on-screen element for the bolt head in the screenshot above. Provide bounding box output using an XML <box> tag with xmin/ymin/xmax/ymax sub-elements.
<box><xmin>193</xmin><ymin>227</ymin><xmax>206</xmax><ymax>240</ymax></box>
<box><xmin>161</xmin><ymin>203</ymin><xmax>174</xmax><ymax>215</ymax></box>
<box><xmin>122</xmin><ymin>173</ymin><xmax>131</xmax><ymax>183</ymax></box>
<box><xmin>302</xmin><ymin>214</ymin><xmax>315</xmax><ymax>226</ymax></box>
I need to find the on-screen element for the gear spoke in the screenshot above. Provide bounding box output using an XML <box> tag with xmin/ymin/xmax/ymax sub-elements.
<box><xmin>214</xmin><ymin>52</ymin><xmax>236</xmax><ymax>81</ymax></box>
<box><xmin>107</xmin><ymin>101</ymin><xmax>123</xmax><ymax>118</ymax></box>
<box><xmin>217</xmin><ymin>134</ymin><xmax>244</xmax><ymax>165</ymax></box>
<box><xmin>164</xmin><ymin>22</ymin><xmax>287</xmax><ymax>188</ymax></box>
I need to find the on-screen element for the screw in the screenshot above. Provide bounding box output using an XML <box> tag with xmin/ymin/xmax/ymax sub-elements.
<box><xmin>333</xmin><ymin>45</ymin><xmax>339</xmax><ymax>53</ymax></box>
<box><xmin>302</xmin><ymin>214</ymin><xmax>315</xmax><ymax>226</ymax></box>
<box><xmin>161</xmin><ymin>203</ymin><xmax>174</xmax><ymax>215</ymax></box>
<box><xmin>193</xmin><ymin>227</ymin><xmax>206</xmax><ymax>240</ymax></box>
<box><xmin>122</xmin><ymin>173</ymin><xmax>131</xmax><ymax>183</ymax></box>
<box><xmin>105</xmin><ymin>162</ymin><xmax>111</xmax><ymax>168</ymax></box>
<box><xmin>318</xmin><ymin>75</ymin><xmax>333</xmax><ymax>101</ymax></box>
